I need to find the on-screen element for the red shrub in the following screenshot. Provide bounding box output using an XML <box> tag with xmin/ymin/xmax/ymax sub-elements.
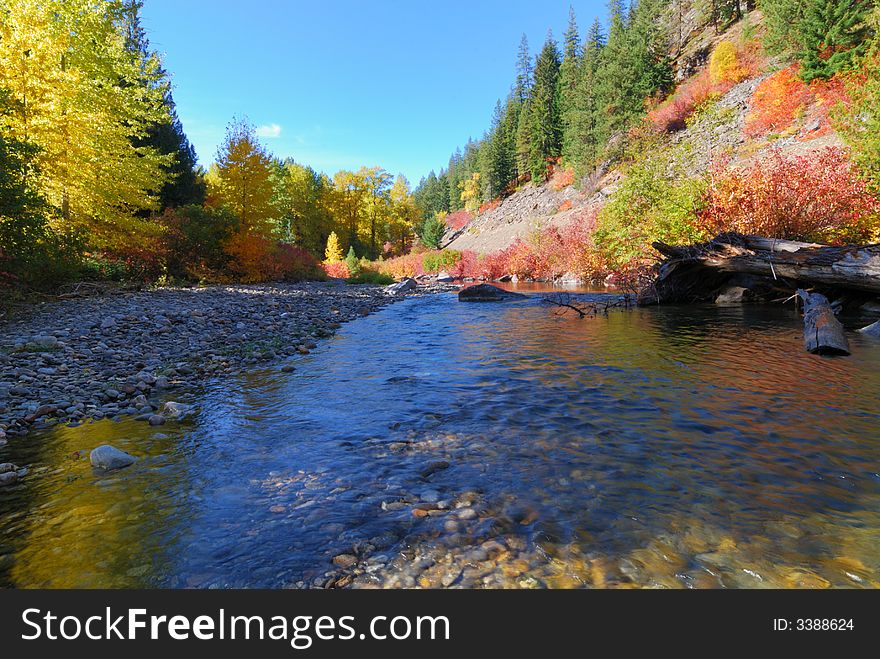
<box><xmin>648</xmin><ymin>68</ymin><xmax>716</xmax><ymax>133</ymax></box>
<box><xmin>225</xmin><ymin>232</ymin><xmax>322</xmax><ymax>282</ymax></box>
<box><xmin>799</xmin><ymin>75</ymin><xmax>853</xmax><ymax>140</ymax></box>
<box><xmin>698</xmin><ymin>147</ymin><xmax>880</xmax><ymax>244</ymax></box>
<box><xmin>445</xmin><ymin>210</ymin><xmax>473</xmax><ymax>230</ymax></box>
<box><xmin>550</xmin><ymin>166</ymin><xmax>575</xmax><ymax>191</ymax></box>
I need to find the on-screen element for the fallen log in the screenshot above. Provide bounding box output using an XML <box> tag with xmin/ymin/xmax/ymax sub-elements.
<box><xmin>798</xmin><ymin>290</ymin><xmax>850</xmax><ymax>356</ymax></box>
<box><xmin>645</xmin><ymin>233</ymin><xmax>880</xmax><ymax>304</ymax></box>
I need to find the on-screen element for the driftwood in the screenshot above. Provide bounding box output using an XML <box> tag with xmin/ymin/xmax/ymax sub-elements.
<box><xmin>543</xmin><ymin>293</ymin><xmax>634</xmax><ymax>318</ymax></box>
<box><xmin>798</xmin><ymin>290</ymin><xmax>850</xmax><ymax>356</ymax></box>
<box><xmin>645</xmin><ymin>233</ymin><xmax>880</xmax><ymax>304</ymax></box>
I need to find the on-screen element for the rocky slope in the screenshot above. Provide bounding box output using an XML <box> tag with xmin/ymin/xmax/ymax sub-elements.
<box><xmin>442</xmin><ymin>9</ymin><xmax>846</xmax><ymax>257</ymax></box>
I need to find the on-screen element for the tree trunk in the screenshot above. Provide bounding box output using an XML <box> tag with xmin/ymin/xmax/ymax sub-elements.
<box><xmin>645</xmin><ymin>233</ymin><xmax>880</xmax><ymax>304</ymax></box>
<box><xmin>798</xmin><ymin>290</ymin><xmax>850</xmax><ymax>356</ymax></box>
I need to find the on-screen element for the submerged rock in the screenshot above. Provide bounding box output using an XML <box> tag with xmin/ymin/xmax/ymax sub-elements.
<box><xmin>90</xmin><ymin>445</ymin><xmax>137</xmax><ymax>471</ymax></box>
<box><xmin>458</xmin><ymin>284</ymin><xmax>526</xmax><ymax>302</ymax></box>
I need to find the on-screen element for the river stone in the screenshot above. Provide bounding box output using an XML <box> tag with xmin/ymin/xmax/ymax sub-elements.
<box><xmin>715</xmin><ymin>286</ymin><xmax>751</xmax><ymax>304</ymax></box>
<box><xmin>90</xmin><ymin>445</ymin><xmax>137</xmax><ymax>471</ymax></box>
<box><xmin>148</xmin><ymin>414</ymin><xmax>166</xmax><ymax>426</ymax></box>
<box><xmin>31</xmin><ymin>335</ymin><xmax>58</xmax><ymax>348</ymax></box>
<box><xmin>385</xmin><ymin>278</ymin><xmax>417</xmax><ymax>296</ymax></box>
<box><xmin>163</xmin><ymin>401</ymin><xmax>192</xmax><ymax>419</ymax></box>
<box><xmin>0</xmin><ymin>471</ymin><xmax>17</xmax><ymax>487</ymax></box>
<box><xmin>458</xmin><ymin>284</ymin><xmax>526</xmax><ymax>302</ymax></box>
<box><xmin>420</xmin><ymin>461</ymin><xmax>451</xmax><ymax>479</ymax></box>
<box><xmin>436</xmin><ymin>271</ymin><xmax>454</xmax><ymax>283</ymax></box>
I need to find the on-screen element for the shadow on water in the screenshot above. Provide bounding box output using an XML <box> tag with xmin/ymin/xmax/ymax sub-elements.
<box><xmin>2</xmin><ymin>291</ymin><xmax>880</xmax><ymax>588</ymax></box>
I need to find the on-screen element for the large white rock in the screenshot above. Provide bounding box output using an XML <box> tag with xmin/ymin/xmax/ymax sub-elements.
<box><xmin>385</xmin><ymin>278</ymin><xmax>418</xmax><ymax>295</ymax></box>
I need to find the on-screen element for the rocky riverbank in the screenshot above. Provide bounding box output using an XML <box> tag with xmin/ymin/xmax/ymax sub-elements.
<box><xmin>0</xmin><ymin>281</ymin><xmax>447</xmax><ymax>445</ymax></box>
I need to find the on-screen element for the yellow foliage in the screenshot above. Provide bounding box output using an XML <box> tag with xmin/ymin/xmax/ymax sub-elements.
<box><xmin>210</xmin><ymin>118</ymin><xmax>275</xmax><ymax>233</ymax></box>
<box><xmin>324</xmin><ymin>231</ymin><xmax>343</xmax><ymax>262</ymax></box>
<box><xmin>459</xmin><ymin>173</ymin><xmax>482</xmax><ymax>212</ymax></box>
<box><xmin>0</xmin><ymin>0</ymin><xmax>171</xmax><ymax>251</ymax></box>
<box><xmin>709</xmin><ymin>41</ymin><xmax>746</xmax><ymax>86</ymax></box>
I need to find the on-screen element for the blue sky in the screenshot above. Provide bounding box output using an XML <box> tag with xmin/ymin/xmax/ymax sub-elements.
<box><xmin>140</xmin><ymin>0</ymin><xmax>607</xmax><ymax>185</ymax></box>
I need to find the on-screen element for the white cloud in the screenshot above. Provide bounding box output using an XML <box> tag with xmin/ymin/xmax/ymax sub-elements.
<box><xmin>256</xmin><ymin>123</ymin><xmax>282</xmax><ymax>138</ymax></box>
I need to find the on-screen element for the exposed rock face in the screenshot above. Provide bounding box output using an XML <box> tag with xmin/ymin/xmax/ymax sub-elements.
<box><xmin>89</xmin><ymin>445</ymin><xmax>137</xmax><ymax>471</ymax></box>
<box><xmin>458</xmin><ymin>284</ymin><xmax>527</xmax><ymax>302</ymax></box>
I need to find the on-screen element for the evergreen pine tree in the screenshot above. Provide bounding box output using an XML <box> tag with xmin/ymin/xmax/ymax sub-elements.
<box><xmin>797</xmin><ymin>0</ymin><xmax>872</xmax><ymax>82</ymax></box>
<box><xmin>345</xmin><ymin>245</ymin><xmax>360</xmax><ymax>277</ymax></box>
<box><xmin>515</xmin><ymin>34</ymin><xmax>533</xmax><ymax>103</ymax></box>
<box><xmin>559</xmin><ymin>6</ymin><xmax>582</xmax><ymax>164</ymax></box>
<box><xmin>528</xmin><ymin>32</ymin><xmax>562</xmax><ymax>180</ymax></box>
<box><xmin>122</xmin><ymin>1</ymin><xmax>205</xmax><ymax>209</ymax></box>
<box><xmin>565</xmin><ymin>18</ymin><xmax>605</xmax><ymax>174</ymax></box>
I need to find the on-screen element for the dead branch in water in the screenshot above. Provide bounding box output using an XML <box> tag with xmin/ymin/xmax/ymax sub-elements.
<box><xmin>542</xmin><ymin>293</ymin><xmax>635</xmax><ymax>318</ymax></box>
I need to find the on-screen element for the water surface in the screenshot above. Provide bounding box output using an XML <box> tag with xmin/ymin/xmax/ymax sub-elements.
<box><xmin>2</xmin><ymin>292</ymin><xmax>879</xmax><ymax>588</ymax></box>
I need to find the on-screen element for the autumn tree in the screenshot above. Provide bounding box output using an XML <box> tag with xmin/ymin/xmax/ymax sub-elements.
<box><xmin>0</xmin><ymin>0</ymin><xmax>171</xmax><ymax>251</ymax></box>
<box><xmin>388</xmin><ymin>174</ymin><xmax>418</xmax><ymax>253</ymax></box>
<box><xmin>324</xmin><ymin>231</ymin><xmax>343</xmax><ymax>262</ymax></box>
<box><xmin>272</xmin><ymin>159</ymin><xmax>333</xmax><ymax>252</ymax></box>
<box><xmin>210</xmin><ymin>118</ymin><xmax>275</xmax><ymax>232</ymax></box>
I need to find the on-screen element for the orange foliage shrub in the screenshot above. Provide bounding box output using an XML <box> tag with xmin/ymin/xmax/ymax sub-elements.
<box><xmin>475</xmin><ymin>209</ymin><xmax>605</xmax><ymax>282</ymax></box>
<box><xmin>800</xmin><ymin>75</ymin><xmax>853</xmax><ymax>140</ymax></box>
<box><xmin>224</xmin><ymin>231</ymin><xmax>322</xmax><ymax>282</ymax></box>
<box><xmin>745</xmin><ymin>65</ymin><xmax>814</xmax><ymax>138</ymax></box>
<box><xmin>379</xmin><ymin>252</ymin><xmax>427</xmax><ymax>278</ymax></box>
<box><xmin>698</xmin><ymin>148</ymin><xmax>879</xmax><ymax>244</ymax></box>
<box><xmin>556</xmin><ymin>200</ymin><xmax>574</xmax><ymax>213</ymax></box>
<box><xmin>550</xmin><ymin>166</ymin><xmax>576</xmax><ymax>191</ymax></box>
<box><xmin>478</xmin><ymin>199</ymin><xmax>502</xmax><ymax>215</ymax></box>
<box><xmin>322</xmin><ymin>260</ymin><xmax>350</xmax><ymax>279</ymax></box>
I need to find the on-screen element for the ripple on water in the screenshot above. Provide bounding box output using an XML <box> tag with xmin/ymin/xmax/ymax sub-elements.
<box><xmin>2</xmin><ymin>293</ymin><xmax>880</xmax><ymax>588</ymax></box>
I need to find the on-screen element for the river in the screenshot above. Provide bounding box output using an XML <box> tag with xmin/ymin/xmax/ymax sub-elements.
<box><xmin>1</xmin><ymin>290</ymin><xmax>879</xmax><ymax>588</ymax></box>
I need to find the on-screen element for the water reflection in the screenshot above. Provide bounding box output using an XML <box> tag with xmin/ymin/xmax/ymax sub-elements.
<box><xmin>1</xmin><ymin>292</ymin><xmax>879</xmax><ymax>588</ymax></box>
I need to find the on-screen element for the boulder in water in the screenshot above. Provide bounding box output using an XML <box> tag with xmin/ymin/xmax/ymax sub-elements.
<box><xmin>385</xmin><ymin>278</ymin><xmax>418</xmax><ymax>296</ymax></box>
<box><xmin>458</xmin><ymin>284</ymin><xmax>526</xmax><ymax>302</ymax></box>
<box><xmin>90</xmin><ymin>445</ymin><xmax>137</xmax><ymax>471</ymax></box>
<box><xmin>163</xmin><ymin>401</ymin><xmax>193</xmax><ymax>419</ymax></box>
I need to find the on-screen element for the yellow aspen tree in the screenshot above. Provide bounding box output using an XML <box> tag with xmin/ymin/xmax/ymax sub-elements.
<box><xmin>210</xmin><ymin>117</ymin><xmax>275</xmax><ymax>234</ymax></box>
<box><xmin>324</xmin><ymin>231</ymin><xmax>343</xmax><ymax>262</ymax></box>
<box><xmin>0</xmin><ymin>0</ymin><xmax>171</xmax><ymax>251</ymax></box>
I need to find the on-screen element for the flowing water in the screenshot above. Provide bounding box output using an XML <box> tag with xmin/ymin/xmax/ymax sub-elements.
<box><xmin>2</xmin><ymin>291</ymin><xmax>880</xmax><ymax>589</ymax></box>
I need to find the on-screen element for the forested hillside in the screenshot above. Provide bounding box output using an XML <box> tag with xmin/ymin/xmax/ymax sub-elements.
<box><xmin>397</xmin><ymin>0</ymin><xmax>880</xmax><ymax>284</ymax></box>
